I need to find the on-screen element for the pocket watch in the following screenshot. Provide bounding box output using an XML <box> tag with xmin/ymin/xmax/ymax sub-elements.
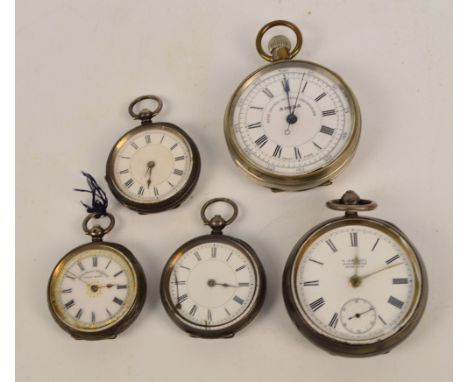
<box><xmin>106</xmin><ymin>95</ymin><xmax>201</xmax><ymax>213</ymax></box>
<box><xmin>282</xmin><ymin>191</ymin><xmax>428</xmax><ymax>356</ymax></box>
<box><xmin>47</xmin><ymin>174</ymin><xmax>146</xmax><ymax>340</ymax></box>
<box><xmin>224</xmin><ymin>20</ymin><xmax>361</xmax><ymax>192</ymax></box>
<box><xmin>160</xmin><ymin>198</ymin><xmax>266</xmax><ymax>338</ymax></box>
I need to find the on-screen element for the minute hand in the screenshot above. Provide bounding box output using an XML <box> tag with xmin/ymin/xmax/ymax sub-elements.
<box><xmin>359</xmin><ymin>262</ymin><xmax>403</xmax><ymax>281</ymax></box>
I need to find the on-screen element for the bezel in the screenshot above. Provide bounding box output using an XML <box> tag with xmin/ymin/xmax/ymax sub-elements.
<box><xmin>47</xmin><ymin>241</ymin><xmax>147</xmax><ymax>340</ymax></box>
<box><xmin>106</xmin><ymin>122</ymin><xmax>201</xmax><ymax>213</ymax></box>
<box><xmin>282</xmin><ymin>216</ymin><xmax>428</xmax><ymax>356</ymax></box>
<box><xmin>224</xmin><ymin>59</ymin><xmax>361</xmax><ymax>191</ymax></box>
<box><xmin>160</xmin><ymin>234</ymin><xmax>266</xmax><ymax>338</ymax></box>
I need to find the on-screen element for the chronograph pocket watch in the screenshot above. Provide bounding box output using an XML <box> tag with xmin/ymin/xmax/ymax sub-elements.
<box><xmin>282</xmin><ymin>191</ymin><xmax>428</xmax><ymax>356</ymax></box>
<box><xmin>160</xmin><ymin>198</ymin><xmax>266</xmax><ymax>338</ymax></box>
<box><xmin>106</xmin><ymin>95</ymin><xmax>201</xmax><ymax>213</ymax></box>
<box><xmin>224</xmin><ymin>20</ymin><xmax>361</xmax><ymax>192</ymax></box>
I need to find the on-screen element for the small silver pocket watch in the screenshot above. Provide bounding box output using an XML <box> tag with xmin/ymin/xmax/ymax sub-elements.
<box><xmin>282</xmin><ymin>191</ymin><xmax>428</xmax><ymax>356</ymax></box>
<box><xmin>106</xmin><ymin>95</ymin><xmax>201</xmax><ymax>213</ymax></box>
<box><xmin>160</xmin><ymin>198</ymin><xmax>266</xmax><ymax>338</ymax></box>
<box><xmin>224</xmin><ymin>20</ymin><xmax>361</xmax><ymax>192</ymax></box>
<box><xmin>47</xmin><ymin>173</ymin><xmax>147</xmax><ymax>340</ymax></box>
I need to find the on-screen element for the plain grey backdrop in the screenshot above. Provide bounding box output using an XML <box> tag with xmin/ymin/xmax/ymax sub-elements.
<box><xmin>16</xmin><ymin>0</ymin><xmax>452</xmax><ymax>381</ymax></box>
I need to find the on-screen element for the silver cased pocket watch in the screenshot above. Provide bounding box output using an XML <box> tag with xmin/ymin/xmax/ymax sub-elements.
<box><xmin>106</xmin><ymin>95</ymin><xmax>201</xmax><ymax>214</ymax></box>
<box><xmin>160</xmin><ymin>198</ymin><xmax>266</xmax><ymax>338</ymax></box>
<box><xmin>48</xmin><ymin>213</ymin><xmax>147</xmax><ymax>340</ymax></box>
<box><xmin>282</xmin><ymin>191</ymin><xmax>428</xmax><ymax>356</ymax></box>
<box><xmin>224</xmin><ymin>20</ymin><xmax>361</xmax><ymax>192</ymax></box>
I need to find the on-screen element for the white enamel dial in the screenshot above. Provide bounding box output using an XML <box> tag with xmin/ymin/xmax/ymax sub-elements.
<box><xmin>112</xmin><ymin>126</ymin><xmax>193</xmax><ymax>203</ymax></box>
<box><xmin>230</xmin><ymin>62</ymin><xmax>355</xmax><ymax>175</ymax></box>
<box><xmin>292</xmin><ymin>223</ymin><xmax>419</xmax><ymax>344</ymax></box>
<box><xmin>51</xmin><ymin>248</ymin><xmax>137</xmax><ymax>331</ymax></box>
<box><xmin>168</xmin><ymin>242</ymin><xmax>258</xmax><ymax>330</ymax></box>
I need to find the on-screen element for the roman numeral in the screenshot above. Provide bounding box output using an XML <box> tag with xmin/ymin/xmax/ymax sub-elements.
<box><xmin>235</xmin><ymin>265</ymin><xmax>246</xmax><ymax>272</ymax></box>
<box><xmin>238</xmin><ymin>282</ymin><xmax>250</xmax><ymax>287</ymax></box>
<box><xmin>64</xmin><ymin>300</ymin><xmax>75</xmax><ymax>310</ymax></box>
<box><xmin>173</xmin><ymin>169</ymin><xmax>183</xmax><ymax>176</ymax></box>
<box><xmin>65</xmin><ymin>272</ymin><xmax>76</xmax><ymax>280</ymax></box>
<box><xmin>226</xmin><ymin>252</ymin><xmax>233</xmax><ymax>262</ymax></box>
<box><xmin>273</xmin><ymin>145</ymin><xmax>283</xmax><ymax>158</ymax></box>
<box><xmin>113</xmin><ymin>270</ymin><xmax>123</xmax><ymax>277</ymax></box>
<box><xmin>320</xmin><ymin>125</ymin><xmax>335</xmax><ymax>136</ymax></box>
<box><xmin>130</xmin><ymin>142</ymin><xmax>139</xmax><ymax>150</ymax></box>
<box><xmin>328</xmin><ymin>312</ymin><xmax>338</xmax><ymax>328</ymax></box>
<box><xmin>313</xmin><ymin>142</ymin><xmax>322</xmax><ymax>150</ymax></box>
<box><xmin>170</xmin><ymin>143</ymin><xmax>178</xmax><ymax>150</ymax></box>
<box><xmin>294</xmin><ymin>147</ymin><xmax>302</xmax><ymax>160</ymax></box>
<box><xmin>388</xmin><ymin>296</ymin><xmax>404</xmax><ymax>309</ymax></box>
<box><xmin>124</xmin><ymin>178</ymin><xmax>134</xmax><ymax>188</ymax></box>
<box><xmin>61</xmin><ymin>288</ymin><xmax>72</xmax><ymax>293</ymax></box>
<box><xmin>117</xmin><ymin>284</ymin><xmax>128</xmax><ymax>289</ymax></box>
<box><xmin>119</xmin><ymin>169</ymin><xmax>129</xmax><ymax>174</ymax></box>
<box><xmin>106</xmin><ymin>308</ymin><xmax>112</xmax><ymax>317</ymax></box>
<box><xmin>314</xmin><ymin>92</ymin><xmax>326</xmax><ymax>102</ymax></box>
<box><xmin>137</xmin><ymin>186</ymin><xmax>144</xmax><ymax>196</ymax></box>
<box><xmin>309</xmin><ymin>259</ymin><xmax>324</xmax><ymax>265</ymax></box>
<box><xmin>378</xmin><ymin>315</ymin><xmax>387</xmax><ymax>325</ymax></box>
<box><xmin>207</xmin><ymin>309</ymin><xmax>212</xmax><ymax>321</ymax></box>
<box><xmin>175</xmin><ymin>156</ymin><xmax>185</xmax><ymax>161</ymax></box>
<box><xmin>92</xmin><ymin>256</ymin><xmax>98</xmax><ymax>267</ymax></box>
<box><xmin>350</xmin><ymin>232</ymin><xmax>358</xmax><ymax>247</ymax></box>
<box><xmin>168</xmin><ymin>181</ymin><xmax>175</xmax><ymax>188</ymax></box>
<box><xmin>120</xmin><ymin>156</ymin><xmax>131</xmax><ymax>159</ymax></box>
<box><xmin>309</xmin><ymin>297</ymin><xmax>325</xmax><ymax>312</ymax></box>
<box><xmin>372</xmin><ymin>238</ymin><xmax>380</xmax><ymax>251</ymax></box>
<box><xmin>225</xmin><ymin>307</ymin><xmax>231</xmax><ymax>316</ymax></box>
<box><xmin>250</xmin><ymin>106</ymin><xmax>263</xmax><ymax>110</ymax></box>
<box><xmin>326</xmin><ymin>239</ymin><xmax>338</xmax><ymax>253</ymax></box>
<box><xmin>113</xmin><ymin>297</ymin><xmax>124</xmax><ymax>306</ymax></box>
<box><xmin>255</xmin><ymin>134</ymin><xmax>268</xmax><ymax>148</ymax></box>
<box><xmin>386</xmin><ymin>255</ymin><xmax>400</xmax><ymax>264</ymax></box>
<box><xmin>189</xmin><ymin>305</ymin><xmax>198</xmax><ymax>316</ymax></box>
<box><xmin>233</xmin><ymin>296</ymin><xmax>244</xmax><ymax>305</ymax></box>
<box><xmin>322</xmin><ymin>109</ymin><xmax>336</xmax><ymax>117</ymax></box>
<box><xmin>91</xmin><ymin>312</ymin><xmax>96</xmax><ymax>323</ymax></box>
<box><xmin>77</xmin><ymin>261</ymin><xmax>85</xmax><ymax>271</ymax></box>
<box><xmin>160</xmin><ymin>135</ymin><xmax>165</xmax><ymax>143</ymax></box>
<box><xmin>392</xmin><ymin>278</ymin><xmax>409</xmax><ymax>284</ymax></box>
<box><xmin>248</xmin><ymin>122</ymin><xmax>262</xmax><ymax>129</ymax></box>
<box><xmin>105</xmin><ymin>258</ymin><xmax>112</xmax><ymax>269</ymax></box>
<box><xmin>172</xmin><ymin>280</ymin><xmax>186</xmax><ymax>285</ymax></box>
<box><xmin>262</xmin><ymin>88</ymin><xmax>274</xmax><ymax>98</ymax></box>
<box><xmin>211</xmin><ymin>247</ymin><xmax>217</xmax><ymax>258</ymax></box>
<box><xmin>179</xmin><ymin>265</ymin><xmax>191</xmax><ymax>270</ymax></box>
<box><xmin>154</xmin><ymin>187</ymin><xmax>159</xmax><ymax>197</ymax></box>
<box><xmin>75</xmin><ymin>308</ymin><xmax>83</xmax><ymax>320</ymax></box>
<box><xmin>194</xmin><ymin>251</ymin><xmax>202</xmax><ymax>261</ymax></box>
<box><xmin>145</xmin><ymin>135</ymin><xmax>151</xmax><ymax>144</ymax></box>
<box><xmin>177</xmin><ymin>294</ymin><xmax>188</xmax><ymax>304</ymax></box>
<box><xmin>302</xmin><ymin>82</ymin><xmax>308</xmax><ymax>93</ymax></box>
<box><xmin>303</xmin><ymin>280</ymin><xmax>319</xmax><ymax>286</ymax></box>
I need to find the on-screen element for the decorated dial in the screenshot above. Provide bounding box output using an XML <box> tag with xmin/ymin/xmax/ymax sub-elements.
<box><xmin>168</xmin><ymin>242</ymin><xmax>258</xmax><ymax>330</ymax></box>
<box><xmin>230</xmin><ymin>63</ymin><xmax>355</xmax><ymax>175</ymax></box>
<box><xmin>112</xmin><ymin>127</ymin><xmax>193</xmax><ymax>203</ymax></box>
<box><xmin>50</xmin><ymin>248</ymin><xmax>137</xmax><ymax>331</ymax></box>
<box><xmin>293</xmin><ymin>224</ymin><xmax>419</xmax><ymax>344</ymax></box>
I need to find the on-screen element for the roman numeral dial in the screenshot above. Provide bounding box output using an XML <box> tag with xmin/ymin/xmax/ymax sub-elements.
<box><xmin>165</xmin><ymin>241</ymin><xmax>262</xmax><ymax>333</ymax></box>
<box><xmin>229</xmin><ymin>64</ymin><xmax>356</xmax><ymax>178</ymax></box>
<box><xmin>293</xmin><ymin>224</ymin><xmax>418</xmax><ymax>344</ymax></box>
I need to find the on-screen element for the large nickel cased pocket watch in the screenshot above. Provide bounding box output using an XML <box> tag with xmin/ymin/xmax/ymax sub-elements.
<box><xmin>48</xmin><ymin>213</ymin><xmax>147</xmax><ymax>340</ymax></box>
<box><xmin>282</xmin><ymin>191</ymin><xmax>428</xmax><ymax>356</ymax></box>
<box><xmin>160</xmin><ymin>198</ymin><xmax>266</xmax><ymax>338</ymax></box>
<box><xmin>224</xmin><ymin>20</ymin><xmax>361</xmax><ymax>192</ymax></box>
<box><xmin>106</xmin><ymin>95</ymin><xmax>201</xmax><ymax>214</ymax></box>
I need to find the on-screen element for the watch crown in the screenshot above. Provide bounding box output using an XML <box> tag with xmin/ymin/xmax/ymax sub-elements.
<box><xmin>268</xmin><ymin>35</ymin><xmax>292</xmax><ymax>52</ymax></box>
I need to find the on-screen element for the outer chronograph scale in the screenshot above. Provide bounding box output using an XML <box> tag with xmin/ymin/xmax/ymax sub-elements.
<box><xmin>106</xmin><ymin>95</ymin><xmax>201</xmax><ymax>214</ymax></box>
<box><xmin>160</xmin><ymin>198</ymin><xmax>266</xmax><ymax>338</ymax></box>
<box><xmin>224</xmin><ymin>21</ymin><xmax>361</xmax><ymax>192</ymax></box>
<box><xmin>282</xmin><ymin>191</ymin><xmax>428</xmax><ymax>357</ymax></box>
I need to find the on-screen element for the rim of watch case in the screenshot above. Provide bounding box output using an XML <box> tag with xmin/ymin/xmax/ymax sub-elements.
<box><xmin>47</xmin><ymin>241</ymin><xmax>147</xmax><ymax>340</ymax></box>
<box><xmin>224</xmin><ymin>59</ymin><xmax>361</xmax><ymax>192</ymax></box>
<box><xmin>282</xmin><ymin>216</ymin><xmax>428</xmax><ymax>357</ymax></box>
<box><xmin>160</xmin><ymin>234</ymin><xmax>266</xmax><ymax>339</ymax></box>
<box><xmin>105</xmin><ymin>122</ymin><xmax>201</xmax><ymax>214</ymax></box>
